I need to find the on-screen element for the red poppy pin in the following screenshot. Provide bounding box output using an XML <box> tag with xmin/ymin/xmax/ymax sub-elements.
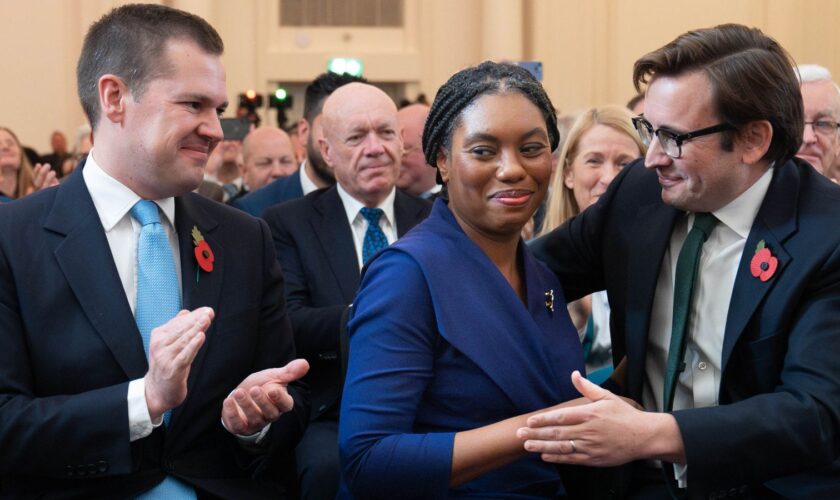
<box><xmin>192</xmin><ymin>226</ymin><xmax>214</xmax><ymax>282</ymax></box>
<box><xmin>750</xmin><ymin>240</ymin><xmax>777</xmax><ymax>282</ymax></box>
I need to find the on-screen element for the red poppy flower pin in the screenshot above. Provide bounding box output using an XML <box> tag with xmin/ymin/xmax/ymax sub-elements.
<box><xmin>750</xmin><ymin>240</ymin><xmax>777</xmax><ymax>282</ymax></box>
<box><xmin>192</xmin><ymin>226</ymin><xmax>214</xmax><ymax>281</ymax></box>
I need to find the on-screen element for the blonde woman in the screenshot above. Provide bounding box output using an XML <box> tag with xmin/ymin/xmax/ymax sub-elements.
<box><xmin>0</xmin><ymin>127</ymin><xmax>58</xmax><ymax>201</ymax></box>
<box><xmin>538</xmin><ymin>106</ymin><xmax>646</xmax><ymax>381</ymax></box>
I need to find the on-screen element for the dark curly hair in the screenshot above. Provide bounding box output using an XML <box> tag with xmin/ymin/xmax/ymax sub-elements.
<box><xmin>422</xmin><ymin>61</ymin><xmax>559</xmax><ymax>185</ymax></box>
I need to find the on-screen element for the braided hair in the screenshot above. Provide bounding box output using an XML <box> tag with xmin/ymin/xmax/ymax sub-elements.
<box><xmin>422</xmin><ymin>61</ymin><xmax>559</xmax><ymax>185</ymax></box>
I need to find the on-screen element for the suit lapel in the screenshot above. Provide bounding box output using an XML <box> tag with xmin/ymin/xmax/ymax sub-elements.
<box><xmin>624</xmin><ymin>202</ymin><xmax>680</xmax><ymax>398</ymax></box>
<box><xmin>393</xmin><ymin>190</ymin><xmax>427</xmax><ymax>237</ymax></box>
<box><xmin>312</xmin><ymin>187</ymin><xmax>360</xmax><ymax>301</ymax></box>
<box><xmin>721</xmin><ymin>165</ymin><xmax>797</xmax><ymax>370</ymax></box>
<box><xmin>45</xmin><ymin>170</ymin><xmax>147</xmax><ymax>379</ymax></box>
<box><xmin>169</xmin><ymin>194</ymin><xmax>223</xmax><ymax>426</ymax></box>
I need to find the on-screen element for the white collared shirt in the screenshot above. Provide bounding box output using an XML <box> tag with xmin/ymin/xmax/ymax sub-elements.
<box><xmin>83</xmin><ymin>151</ymin><xmax>180</xmax><ymax>442</ymax></box>
<box><xmin>335</xmin><ymin>183</ymin><xmax>398</xmax><ymax>270</ymax></box>
<box><xmin>299</xmin><ymin>160</ymin><xmax>321</xmax><ymax>196</ymax></box>
<box><xmin>642</xmin><ymin>166</ymin><xmax>774</xmax><ymax>486</ymax></box>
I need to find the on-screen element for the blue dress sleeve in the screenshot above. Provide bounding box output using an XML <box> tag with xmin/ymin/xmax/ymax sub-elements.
<box><xmin>339</xmin><ymin>249</ymin><xmax>455</xmax><ymax>499</ymax></box>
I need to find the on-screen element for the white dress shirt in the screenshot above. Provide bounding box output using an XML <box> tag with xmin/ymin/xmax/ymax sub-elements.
<box><xmin>336</xmin><ymin>184</ymin><xmax>398</xmax><ymax>270</ymax></box>
<box><xmin>299</xmin><ymin>160</ymin><xmax>322</xmax><ymax>196</ymax></box>
<box><xmin>83</xmin><ymin>152</ymin><xmax>179</xmax><ymax>442</ymax></box>
<box><xmin>84</xmin><ymin>153</ymin><xmax>268</xmax><ymax>443</ymax></box>
<box><xmin>642</xmin><ymin>166</ymin><xmax>773</xmax><ymax>485</ymax></box>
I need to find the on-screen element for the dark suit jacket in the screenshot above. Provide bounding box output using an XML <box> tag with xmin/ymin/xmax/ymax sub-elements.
<box><xmin>532</xmin><ymin>158</ymin><xmax>840</xmax><ymax>498</ymax></box>
<box><xmin>263</xmin><ymin>186</ymin><xmax>431</xmax><ymax>419</ymax></box>
<box><xmin>232</xmin><ymin>168</ymin><xmax>304</xmax><ymax>217</ymax></box>
<box><xmin>0</xmin><ymin>167</ymin><xmax>309</xmax><ymax>499</ymax></box>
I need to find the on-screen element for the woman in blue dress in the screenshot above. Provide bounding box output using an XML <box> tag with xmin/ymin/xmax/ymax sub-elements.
<box><xmin>339</xmin><ymin>61</ymin><xmax>586</xmax><ymax>499</ymax></box>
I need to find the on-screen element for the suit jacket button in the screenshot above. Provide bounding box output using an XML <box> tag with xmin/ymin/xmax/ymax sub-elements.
<box><xmin>65</xmin><ymin>465</ymin><xmax>75</xmax><ymax>477</ymax></box>
<box><xmin>97</xmin><ymin>460</ymin><xmax>108</xmax><ymax>473</ymax></box>
<box><xmin>87</xmin><ymin>463</ymin><xmax>98</xmax><ymax>475</ymax></box>
<box><xmin>76</xmin><ymin>465</ymin><xmax>86</xmax><ymax>476</ymax></box>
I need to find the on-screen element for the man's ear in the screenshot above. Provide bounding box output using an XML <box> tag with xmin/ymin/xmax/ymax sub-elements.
<box><xmin>318</xmin><ymin>137</ymin><xmax>333</xmax><ymax>168</ymax></box>
<box><xmin>435</xmin><ymin>147</ymin><xmax>450</xmax><ymax>183</ymax></box>
<box><xmin>98</xmin><ymin>74</ymin><xmax>129</xmax><ymax>125</ymax></box>
<box><xmin>298</xmin><ymin>118</ymin><xmax>309</xmax><ymax>144</ymax></box>
<box><xmin>738</xmin><ymin>120</ymin><xmax>773</xmax><ymax>165</ymax></box>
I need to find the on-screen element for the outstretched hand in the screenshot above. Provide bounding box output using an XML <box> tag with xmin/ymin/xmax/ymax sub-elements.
<box><xmin>517</xmin><ymin>371</ymin><xmax>683</xmax><ymax>466</ymax></box>
<box><xmin>222</xmin><ymin>358</ymin><xmax>310</xmax><ymax>436</ymax></box>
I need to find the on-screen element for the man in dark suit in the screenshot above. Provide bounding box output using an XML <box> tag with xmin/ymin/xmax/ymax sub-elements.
<box><xmin>264</xmin><ymin>82</ymin><xmax>431</xmax><ymax>499</ymax></box>
<box><xmin>232</xmin><ymin>72</ymin><xmax>365</xmax><ymax>217</ymax></box>
<box><xmin>0</xmin><ymin>5</ymin><xmax>308</xmax><ymax>498</ymax></box>
<box><xmin>521</xmin><ymin>24</ymin><xmax>840</xmax><ymax>498</ymax></box>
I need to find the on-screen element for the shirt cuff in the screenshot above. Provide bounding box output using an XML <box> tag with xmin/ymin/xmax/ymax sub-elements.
<box><xmin>221</xmin><ymin>418</ymin><xmax>272</xmax><ymax>445</ymax></box>
<box><xmin>675</xmin><ymin>463</ymin><xmax>688</xmax><ymax>489</ymax></box>
<box><xmin>127</xmin><ymin>378</ymin><xmax>162</xmax><ymax>442</ymax></box>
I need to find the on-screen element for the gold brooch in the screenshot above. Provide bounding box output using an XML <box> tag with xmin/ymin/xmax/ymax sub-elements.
<box><xmin>544</xmin><ymin>289</ymin><xmax>555</xmax><ymax>313</ymax></box>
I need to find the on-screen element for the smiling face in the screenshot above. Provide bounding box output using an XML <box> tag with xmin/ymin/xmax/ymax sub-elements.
<box><xmin>796</xmin><ymin>80</ymin><xmax>840</xmax><ymax>174</ymax></box>
<box><xmin>438</xmin><ymin>92</ymin><xmax>552</xmax><ymax>241</ymax></box>
<box><xmin>564</xmin><ymin>124</ymin><xmax>640</xmax><ymax>210</ymax></box>
<box><xmin>320</xmin><ymin>83</ymin><xmax>401</xmax><ymax>206</ymax></box>
<box><xmin>0</xmin><ymin>129</ymin><xmax>22</xmax><ymax>170</ymax></box>
<box><xmin>643</xmin><ymin>71</ymin><xmax>761</xmax><ymax>212</ymax></box>
<box><xmin>115</xmin><ymin>38</ymin><xmax>227</xmax><ymax>199</ymax></box>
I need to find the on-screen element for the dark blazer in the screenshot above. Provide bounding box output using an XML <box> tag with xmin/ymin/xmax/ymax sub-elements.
<box><xmin>232</xmin><ymin>168</ymin><xmax>304</xmax><ymax>217</ymax></box>
<box><xmin>532</xmin><ymin>158</ymin><xmax>840</xmax><ymax>498</ymax></box>
<box><xmin>263</xmin><ymin>186</ymin><xmax>431</xmax><ymax>419</ymax></box>
<box><xmin>0</xmin><ymin>167</ymin><xmax>309</xmax><ymax>499</ymax></box>
<box><xmin>340</xmin><ymin>199</ymin><xmax>584</xmax><ymax>499</ymax></box>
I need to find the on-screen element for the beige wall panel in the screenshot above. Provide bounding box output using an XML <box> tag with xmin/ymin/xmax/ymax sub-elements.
<box><xmin>607</xmin><ymin>0</ymin><xmax>761</xmax><ymax>108</ymax></box>
<box><xmin>764</xmin><ymin>0</ymin><xmax>840</xmax><ymax>78</ymax></box>
<box><xmin>8</xmin><ymin>0</ymin><xmax>840</xmax><ymax>152</ymax></box>
<box><xmin>527</xmin><ymin>0</ymin><xmax>609</xmax><ymax>115</ymax></box>
<box><xmin>213</xmin><ymin>0</ymin><xmax>260</xmax><ymax>116</ymax></box>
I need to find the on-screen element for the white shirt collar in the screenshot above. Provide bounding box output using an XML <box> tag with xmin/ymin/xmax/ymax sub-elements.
<box><xmin>335</xmin><ymin>182</ymin><xmax>396</xmax><ymax>228</ymax></box>
<box><xmin>83</xmin><ymin>149</ymin><xmax>176</xmax><ymax>231</ymax></box>
<box><xmin>710</xmin><ymin>165</ymin><xmax>774</xmax><ymax>239</ymax></box>
<box><xmin>299</xmin><ymin>160</ymin><xmax>320</xmax><ymax>195</ymax></box>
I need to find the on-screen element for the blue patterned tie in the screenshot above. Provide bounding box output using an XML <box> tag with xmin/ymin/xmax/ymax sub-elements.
<box><xmin>360</xmin><ymin>207</ymin><xmax>389</xmax><ymax>264</ymax></box>
<box><xmin>130</xmin><ymin>200</ymin><xmax>195</xmax><ymax>500</ymax></box>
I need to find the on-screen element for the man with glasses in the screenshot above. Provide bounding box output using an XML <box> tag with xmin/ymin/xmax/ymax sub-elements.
<box><xmin>525</xmin><ymin>24</ymin><xmax>840</xmax><ymax>498</ymax></box>
<box><xmin>795</xmin><ymin>64</ymin><xmax>840</xmax><ymax>179</ymax></box>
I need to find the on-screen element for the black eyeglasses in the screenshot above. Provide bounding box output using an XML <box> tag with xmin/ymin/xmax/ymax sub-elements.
<box><xmin>632</xmin><ymin>116</ymin><xmax>735</xmax><ymax>159</ymax></box>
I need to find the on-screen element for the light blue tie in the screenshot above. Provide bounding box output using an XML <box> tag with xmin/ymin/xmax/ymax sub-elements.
<box><xmin>130</xmin><ymin>200</ymin><xmax>195</xmax><ymax>500</ymax></box>
<box><xmin>360</xmin><ymin>207</ymin><xmax>388</xmax><ymax>264</ymax></box>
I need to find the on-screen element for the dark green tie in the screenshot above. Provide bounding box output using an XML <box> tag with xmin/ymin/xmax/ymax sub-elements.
<box><xmin>662</xmin><ymin>212</ymin><xmax>718</xmax><ymax>412</ymax></box>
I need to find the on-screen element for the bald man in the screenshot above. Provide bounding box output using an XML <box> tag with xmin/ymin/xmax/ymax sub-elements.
<box><xmin>263</xmin><ymin>83</ymin><xmax>431</xmax><ymax>499</ymax></box>
<box><xmin>395</xmin><ymin>104</ymin><xmax>439</xmax><ymax>198</ymax></box>
<box><xmin>239</xmin><ymin>127</ymin><xmax>297</xmax><ymax>194</ymax></box>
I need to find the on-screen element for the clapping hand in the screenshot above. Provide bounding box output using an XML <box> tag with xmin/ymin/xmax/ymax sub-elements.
<box><xmin>222</xmin><ymin>359</ymin><xmax>310</xmax><ymax>436</ymax></box>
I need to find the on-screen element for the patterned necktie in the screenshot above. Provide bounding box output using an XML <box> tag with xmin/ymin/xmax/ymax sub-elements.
<box><xmin>130</xmin><ymin>200</ymin><xmax>195</xmax><ymax>499</ymax></box>
<box><xmin>360</xmin><ymin>207</ymin><xmax>388</xmax><ymax>264</ymax></box>
<box><xmin>662</xmin><ymin>212</ymin><xmax>718</xmax><ymax>412</ymax></box>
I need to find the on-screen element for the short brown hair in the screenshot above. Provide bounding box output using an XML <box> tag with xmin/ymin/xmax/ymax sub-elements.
<box><xmin>77</xmin><ymin>4</ymin><xmax>224</xmax><ymax>130</ymax></box>
<box><xmin>633</xmin><ymin>24</ymin><xmax>802</xmax><ymax>164</ymax></box>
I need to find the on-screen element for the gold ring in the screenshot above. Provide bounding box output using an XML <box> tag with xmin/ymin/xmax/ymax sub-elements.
<box><xmin>569</xmin><ymin>439</ymin><xmax>577</xmax><ymax>453</ymax></box>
